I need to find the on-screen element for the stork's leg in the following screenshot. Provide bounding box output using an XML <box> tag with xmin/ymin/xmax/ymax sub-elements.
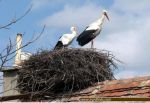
<box><xmin>91</xmin><ymin>40</ymin><xmax>94</xmax><ymax>49</ymax></box>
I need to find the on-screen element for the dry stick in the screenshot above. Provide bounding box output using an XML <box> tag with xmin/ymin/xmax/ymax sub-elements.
<box><xmin>0</xmin><ymin>34</ymin><xmax>23</xmax><ymax>57</ymax></box>
<box><xmin>0</xmin><ymin>43</ymin><xmax>12</xmax><ymax>69</ymax></box>
<box><xmin>0</xmin><ymin>5</ymin><xmax>32</xmax><ymax>29</ymax></box>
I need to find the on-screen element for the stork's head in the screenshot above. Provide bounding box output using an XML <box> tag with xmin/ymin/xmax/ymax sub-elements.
<box><xmin>102</xmin><ymin>10</ymin><xmax>109</xmax><ymax>21</ymax></box>
<box><xmin>70</xmin><ymin>26</ymin><xmax>77</xmax><ymax>32</ymax></box>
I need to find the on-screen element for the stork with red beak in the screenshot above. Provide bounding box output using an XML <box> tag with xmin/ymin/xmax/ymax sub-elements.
<box><xmin>77</xmin><ymin>10</ymin><xmax>109</xmax><ymax>48</ymax></box>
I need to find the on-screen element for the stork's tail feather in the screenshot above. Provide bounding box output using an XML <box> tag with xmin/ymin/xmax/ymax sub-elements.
<box><xmin>54</xmin><ymin>41</ymin><xmax>64</xmax><ymax>50</ymax></box>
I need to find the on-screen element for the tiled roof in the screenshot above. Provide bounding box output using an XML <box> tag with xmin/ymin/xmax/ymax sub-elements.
<box><xmin>68</xmin><ymin>76</ymin><xmax>150</xmax><ymax>101</ymax></box>
<box><xmin>1</xmin><ymin>66</ymin><xmax>19</xmax><ymax>72</ymax></box>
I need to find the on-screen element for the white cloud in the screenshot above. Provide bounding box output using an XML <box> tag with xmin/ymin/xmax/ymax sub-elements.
<box><xmin>41</xmin><ymin>3</ymin><xmax>102</xmax><ymax>29</ymax></box>
<box><xmin>115</xmin><ymin>71</ymin><xmax>139</xmax><ymax>79</ymax></box>
<box><xmin>94</xmin><ymin>31</ymin><xmax>140</xmax><ymax>65</ymax></box>
<box><xmin>30</xmin><ymin>0</ymin><xmax>49</xmax><ymax>10</ymax></box>
<box><xmin>112</xmin><ymin>0</ymin><xmax>150</xmax><ymax>14</ymax></box>
<box><xmin>30</xmin><ymin>0</ymin><xmax>84</xmax><ymax>11</ymax></box>
<box><xmin>115</xmin><ymin>70</ymin><xmax>150</xmax><ymax>79</ymax></box>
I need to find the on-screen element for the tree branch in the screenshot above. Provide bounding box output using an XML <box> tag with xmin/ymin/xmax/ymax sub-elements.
<box><xmin>0</xmin><ymin>5</ymin><xmax>32</xmax><ymax>29</ymax></box>
<box><xmin>0</xmin><ymin>25</ymin><xmax>45</xmax><ymax>70</ymax></box>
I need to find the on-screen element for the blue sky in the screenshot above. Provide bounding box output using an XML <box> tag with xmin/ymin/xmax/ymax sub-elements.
<box><xmin>0</xmin><ymin>0</ymin><xmax>150</xmax><ymax>79</ymax></box>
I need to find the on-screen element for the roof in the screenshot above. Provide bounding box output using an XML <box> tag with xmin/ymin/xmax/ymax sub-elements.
<box><xmin>67</xmin><ymin>76</ymin><xmax>150</xmax><ymax>101</ymax></box>
<box><xmin>1</xmin><ymin>66</ymin><xmax>19</xmax><ymax>72</ymax></box>
<box><xmin>1</xmin><ymin>76</ymin><xmax>150</xmax><ymax>102</ymax></box>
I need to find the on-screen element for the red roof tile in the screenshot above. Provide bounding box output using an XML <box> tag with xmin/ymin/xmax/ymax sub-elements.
<box><xmin>68</xmin><ymin>76</ymin><xmax>150</xmax><ymax>101</ymax></box>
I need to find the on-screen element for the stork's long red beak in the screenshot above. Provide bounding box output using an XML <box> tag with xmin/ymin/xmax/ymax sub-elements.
<box><xmin>104</xmin><ymin>13</ymin><xmax>109</xmax><ymax>21</ymax></box>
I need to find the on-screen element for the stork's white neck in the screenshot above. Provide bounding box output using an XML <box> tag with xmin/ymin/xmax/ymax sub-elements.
<box><xmin>97</xmin><ymin>14</ymin><xmax>105</xmax><ymax>26</ymax></box>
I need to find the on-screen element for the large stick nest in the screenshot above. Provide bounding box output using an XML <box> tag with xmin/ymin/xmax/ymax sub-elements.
<box><xmin>17</xmin><ymin>48</ymin><xmax>118</xmax><ymax>101</ymax></box>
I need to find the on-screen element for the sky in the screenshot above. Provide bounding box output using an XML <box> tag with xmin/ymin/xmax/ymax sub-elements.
<box><xmin>0</xmin><ymin>0</ymin><xmax>150</xmax><ymax>79</ymax></box>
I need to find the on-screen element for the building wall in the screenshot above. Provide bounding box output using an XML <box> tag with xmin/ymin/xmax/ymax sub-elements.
<box><xmin>3</xmin><ymin>70</ymin><xmax>19</xmax><ymax>96</ymax></box>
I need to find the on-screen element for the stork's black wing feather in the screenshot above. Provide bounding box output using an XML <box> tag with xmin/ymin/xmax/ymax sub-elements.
<box><xmin>54</xmin><ymin>35</ymin><xmax>64</xmax><ymax>50</ymax></box>
<box><xmin>54</xmin><ymin>41</ymin><xmax>63</xmax><ymax>50</ymax></box>
<box><xmin>77</xmin><ymin>29</ymin><xmax>100</xmax><ymax>46</ymax></box>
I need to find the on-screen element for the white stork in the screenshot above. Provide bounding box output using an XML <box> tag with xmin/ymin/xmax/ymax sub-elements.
<box><xmin>54</xmin><ymin>26</ymin><xmax>77</xmax><ymax>50</ymax></box>
<box><xmin>20</xmin><ymin>52</ymin><xmax>32</xmax><ymax>61</ymax></box>
<box><xmin>77</xmin><ymin>10</ymin><xmax>109</xmax><ymax>48</ymax></box>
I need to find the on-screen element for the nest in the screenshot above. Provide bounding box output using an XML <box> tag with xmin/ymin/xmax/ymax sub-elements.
<box><xmin>17</xmin><ymin>48</ymin><xmax>118</xmax><ymax>101</ymax></box>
